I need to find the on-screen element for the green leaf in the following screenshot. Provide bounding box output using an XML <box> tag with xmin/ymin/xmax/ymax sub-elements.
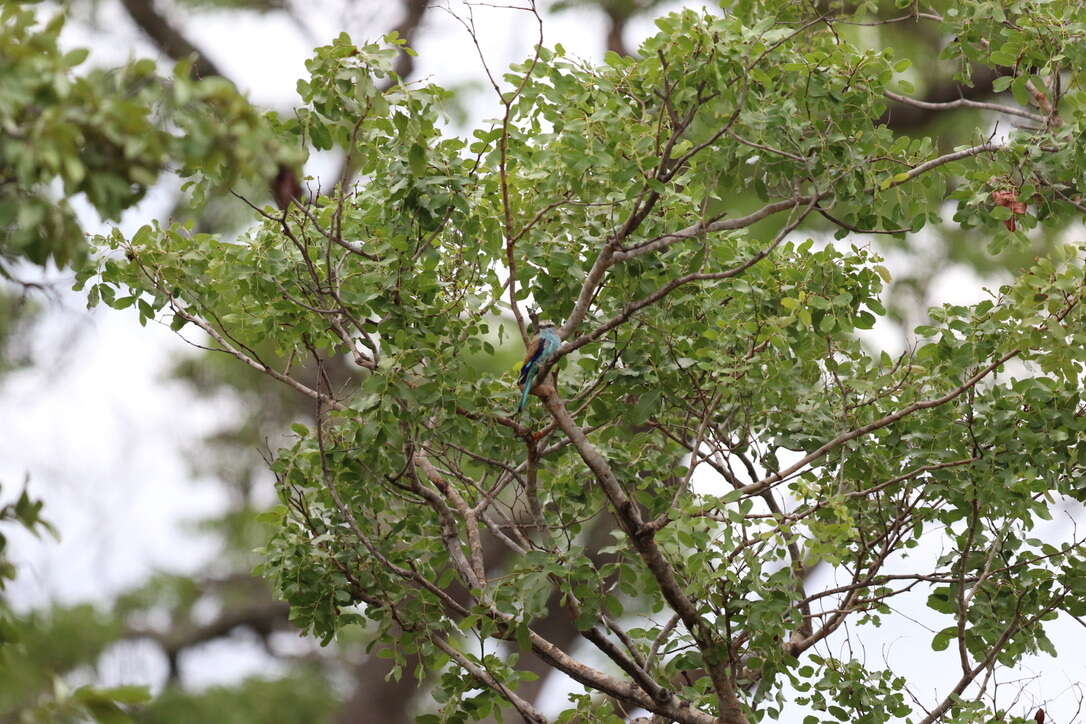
<box><xmin>630</xmin><ymin>390</ymin><xmax>661</xmax><ymax>424</ymax></box>
<box><xmin>62</xmin><ymin>48</ymin><xmax>89</xmax><ymax>67</ymax></box>
<box><xmin>1011</xmin><ymin>76</ymin><xmax>1031</xmax><ymax>107</ymax></box>
<box><xmin>95</xmin><ymin>686</ymin><xmax>151</xmax><ymax>705</ymax></box>
<box><xmin>409</xmin><ymin>144</ymin><xmax>427</xmax><ymax>176</ymax></box>
<box><xmin>931</xmin><ymin>626</ymin><xmax>956</xmax><ymax>651</ymax></box>
<box><xmin>515</xmin><ymin>623</ymin><xmax>532</xmax><ymax>652</ymax></box>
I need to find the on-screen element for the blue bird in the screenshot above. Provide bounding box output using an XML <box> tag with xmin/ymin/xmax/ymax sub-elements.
<box><xmin>516</xmin><ymin>324</ymin><xmax>561</xmax><ymax>414</ymax></box>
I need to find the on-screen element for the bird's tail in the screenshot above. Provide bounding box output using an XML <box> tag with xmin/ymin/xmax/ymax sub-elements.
<box><xmin>516</xmin><ymin>369</ymin><xmax>537</xmax><ymax>414</ymax></box>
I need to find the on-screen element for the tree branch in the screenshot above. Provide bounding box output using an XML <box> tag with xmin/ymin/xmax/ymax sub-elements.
<box><xmin>118</xmin><ymin>0</ymin><xmax>223</xmax><ymax>79</ymax></box>
<box><xmin>541</xmin><ymin>388</ymin><xmax>749</xmax><ymax>724</ymax></box>
<box><xmin>879</xmin><ymin>66</ymin><xmax>1009</xmax><ymax>131</ymax></box>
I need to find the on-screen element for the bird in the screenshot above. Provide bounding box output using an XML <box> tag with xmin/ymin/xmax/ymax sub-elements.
<box><xmin>516</xmin><ymin>323</ymin><xmax>561</xmax><ymax>414</ymax></box>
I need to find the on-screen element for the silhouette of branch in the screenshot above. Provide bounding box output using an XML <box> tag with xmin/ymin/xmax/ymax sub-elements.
<box><xmin>118</xmin><ymin>0</ymin><xmax>223</xmax><ymax>79</ymax></box>
<box><xmin>880</xmin><ymin>66</ymin><xmax>1010</xmax><ymax>131</ymax></box>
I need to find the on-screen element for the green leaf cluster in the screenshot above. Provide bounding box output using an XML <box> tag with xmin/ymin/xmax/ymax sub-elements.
<box><xmin>0</xmin><ymin>4</ymin><xmax>293</xmax><ymax>271</ymax></box>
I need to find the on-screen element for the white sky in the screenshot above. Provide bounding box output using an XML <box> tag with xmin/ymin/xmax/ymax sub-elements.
<box><xmin>3</xmin><ymin>1</ymin><xmax>1083</xmax><ymax>721</ymax></box>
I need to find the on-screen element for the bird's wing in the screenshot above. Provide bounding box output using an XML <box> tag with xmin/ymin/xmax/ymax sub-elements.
<box><xmin>518</xmin><ymin>336</ymin><xmax>543</xmax><ymax>384</ymax></box>
<box><xmin>523</xmin><ymin>335</ymin><xmax>541</xmax><ymax>361</ymax></box>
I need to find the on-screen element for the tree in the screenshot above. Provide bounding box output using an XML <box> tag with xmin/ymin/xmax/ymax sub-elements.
<box><xmin>2</xmin><ymin>1</ymin><xmax>456</xmax><ymax>721</ymax></box>
<box><xmin>0</xmin><ymin>5</ymin><xmax>302</xmax><ymax>721</ymax></box>
<box><xmin>2</xmin><ymin>1</ymin><xmax>489</xmax><ymax>720</ymax></box>
<box><xmin>45</xmin><ymin>0</ymin><xmax>1086</xmax><ymax>722</ymax></box>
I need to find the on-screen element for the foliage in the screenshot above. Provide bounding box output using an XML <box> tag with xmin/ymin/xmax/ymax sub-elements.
<box><xmin>137</xmin><ymin>670</ymin><xmax>337</xmax><ymax>724</ymax></box>
<box><xmin>0</xmin><ymin>481</ymin><xmax>56</xmax><ymax>592</ymax></box>
<box><xmin>0</xmin><ymin>4</ymin><xmax>304</xmax><ymax>720</ymax></box>
<box><xmin>0</xmin><ymin>3</ymin><xmax>295</xmax><ymax>272</ymax></box>
<box><xmin>0</xmin><ymin>482</ymin><xmax>149</xmax><ymax>723</ymax></box>
<box><xmin>61</xmin><ymin>0</ymin><xmax>1086</xmax><ymax>722</ymax></box>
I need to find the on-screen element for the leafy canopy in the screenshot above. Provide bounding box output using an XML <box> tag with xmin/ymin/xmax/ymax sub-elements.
<box><xmin>0</xmin><ymin>4</ymin><xmax>294</xmax><ymax>272</ymax></box>
<box><xmin>81</xmin><ymin>2</ymin><xmax>1086</xmax><ymax>723</ymax></box>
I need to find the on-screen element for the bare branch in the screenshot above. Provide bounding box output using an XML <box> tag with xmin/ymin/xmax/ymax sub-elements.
<box><xmin>427</xmin><ymin>633</ymin><xmax>550</xmax><ymax>724</ymax></box>
<box><xmin>119</xmin><ymin>0</ymin><xmax>223</xmax><ymax>79</ymax></box>
<box><xmin>540</xmin><ymin>388</ymin><xmax>749</xmax><ymax>724</ymax></box>
<box><xmin>883</xmin><ymin>90</ymin><xmax>1046</xmax><ymax>125</ymax></box>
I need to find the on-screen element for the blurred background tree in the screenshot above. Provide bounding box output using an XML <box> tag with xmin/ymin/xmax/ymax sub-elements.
<box><xmin>2</xmin><ymin>1</ymin><xmax>1077</xmax><ymax>722</ymax></box>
